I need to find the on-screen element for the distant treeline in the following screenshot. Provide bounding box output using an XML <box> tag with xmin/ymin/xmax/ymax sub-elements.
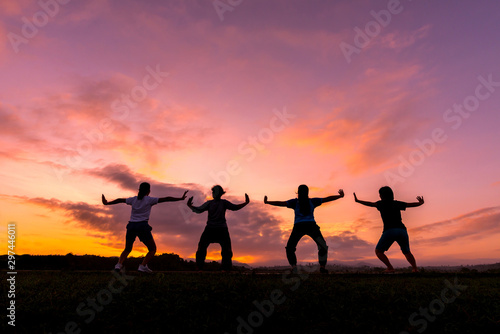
<box><xmin>0</xmin><ymin>253</ymin><xmax>245</xmax><ymax>271</ymax></box>
<box><xmin>2</xmin><ymin>254</ymin><xmax>500</xmax><ymax>273</ymax></box>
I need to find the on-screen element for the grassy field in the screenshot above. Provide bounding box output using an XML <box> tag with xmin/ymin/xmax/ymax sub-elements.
<box><xmin>1</xmin><ymin>270</ymin><xmax>499</xmax><ymax>333</ymax></box>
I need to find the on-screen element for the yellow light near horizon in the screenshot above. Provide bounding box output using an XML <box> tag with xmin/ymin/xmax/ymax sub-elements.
<box><xmin>233</xmin><ymin>255</ymin><xmax>258</xmax><ymax>264</ymax></box>
<box><xmin>0</xmin><ymin>197</ymin><xmax>118</xmax><ymax>257</ymax></box>
<box><xmin>205</xmin><ymin>250</ymin><xmax>222</xmax><ymax>260</ymax></box>
<box><xmin>194</xmin><ymin>251</ymin><xmax>258</xmax><ymax>264</ymax></box>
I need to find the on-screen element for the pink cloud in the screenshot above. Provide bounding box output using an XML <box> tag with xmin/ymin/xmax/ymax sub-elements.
<box><xmin>0</xmin><ymin>104</ymin><xmax>25</xmax><ymax>136</ymax></box>
<box><xmin>281</xmin><ymin>104</ymin><xmax>427</xmax><ymax>174</ymax></box>
<box><xmin>0</xmin><ymin>23</ymin><xmax>9</xmax><ymax>59</ymax></box>
<box><xmin>0</xmin><ymin>1</ymin><xmax>34</xmax><ymax>16</ymax></box>
<box><xmin>411</xmin><ymin>206</ymin><xmax>500</xmax><ymax>245</ymax></box>
<box><xmin>277</xmin><ymin>58</ymin><xmax>437</xmax><ymax>174</ymax></box>
<box><xmin>0</xmin><ymin>73</ymin><xmax>211</xmax><ymax>174</ymax></box>
<box><xmin>59</xmin><ymin>0</ymin><xmax>111</xmax><ymax>24</ymax></box>
<box><xmin>377</xmin><ymin>25</ymin><xmax>432</xmax><ymax>51</ymax></box>
<box><xmin>328</xmin><ymin>231</ymin><xmax>375</xmax><ymax>261</ymax></box>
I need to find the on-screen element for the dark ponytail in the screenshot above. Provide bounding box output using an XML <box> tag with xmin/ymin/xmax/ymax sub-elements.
<box><xmin>297</xmin><ymin>184</ymin><xmax>310</xmax><ymax>216</ymax></box>
<box><xmin>138</xmin><ymin>182</ymin><xmax>150</xmax><ymax>200</ymax></box>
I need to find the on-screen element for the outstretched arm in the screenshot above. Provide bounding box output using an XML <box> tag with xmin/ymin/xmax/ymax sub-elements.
<box><xmin>228</xmin><ymin>193</ymin><xmax>250</xmax><ymax>211</ymax></box>
<box><xmin>321</xmin><ymin>189</ymin><xmax>344</xmax><ymax>203</ymax></box>
<box><xmin>406</xmin><ymin>196</ymin><xmax>424</xmax><ymax>208</ymax></box>
<box><xmin>353</xmin><ymin>193</ymin><xmax>377</xmax><ymax>207</ymax></box>
<box><xmin>187</xmin><ymin>196</ymin><xmax>209</xmax><ymax>214</ymax></box>
<box><xmin>263</xmin><ymin>196</ymin><xmax>288</xmax><ymax>207</ymax></box>
<box><xmin>158</xmin><ymin>190</ymin><xmax>189</xmax><ymax>203</ymax></box>
<box><xmin>102</xmin><ymin>194</ymin><xmax>126</xmax><ymax>205</ymax></box>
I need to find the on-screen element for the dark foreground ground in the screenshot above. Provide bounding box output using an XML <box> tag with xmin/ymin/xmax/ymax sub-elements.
<box><xmin>1</xmin><ymin>270</ymin><xmax>499</xmax><ymax>334</ymax></box>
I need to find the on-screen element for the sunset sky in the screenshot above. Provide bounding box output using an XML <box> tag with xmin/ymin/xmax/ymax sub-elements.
<box><xmin>1</xmin><ymin>0</ymin><xmax>499</xmax><ymax>267</ymax></box>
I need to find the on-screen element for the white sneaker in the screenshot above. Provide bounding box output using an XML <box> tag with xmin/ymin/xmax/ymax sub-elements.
<box><xmin>114</xmin><ymin>263</ymin><xmax>123</xmax><ymax>271</ymax></box>
<box><xmin>138</xmin><ymin>264</ymin><xmax>153</xmax><ymax>273</ymax></box>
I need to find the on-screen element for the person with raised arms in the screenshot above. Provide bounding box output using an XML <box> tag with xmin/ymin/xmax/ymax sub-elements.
<box><xmin>264</xmin><ymin>185</ymin><xmax>344</xmax><ymax>274</ymax></box>
<box><xmin>353</xmin><ymin>186</ymin><xmax>423</xmax><ymax>273</ymax></box>
<box><xmin>102</xmin><ymin>182</ymin><xmax>188</xmax><ymax>273</ymax></box>
<box><xmin>187</xmin><ymin>185</ymin><xmax>249</xmax><ymax>272</ymax></box>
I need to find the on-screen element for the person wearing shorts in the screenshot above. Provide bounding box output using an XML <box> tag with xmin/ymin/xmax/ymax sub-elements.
<box><xmin>354</xmin><ymin>186</ymin><xmax>424</xmax><ymax>273</ymax></box>
<box><xmin>126</xmin><ymin>221</ymin><xmax>153</xmax><ymax>244</ymax></box>
<box><xmin>102</xmin><ymin>182</ymin><xmax>188</xmax><ymax>273</ymax></box>
<box><xmin>376</xmin><ymin>227</ymin><xmax>411</xmax><ymax>254</ymax></box>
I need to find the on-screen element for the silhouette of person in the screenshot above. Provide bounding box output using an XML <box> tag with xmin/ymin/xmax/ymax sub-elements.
<box><xmin>102</xmin><ymin>182</ymin><xmax>188</xmax><ymax>273</ymax></box>
<box><xmin>187</xmin><ymin>185</ymin><xmax>249</xmax><ymax>271</ymax></box>
<box><xmin>264</xmin><ymin>185</ymin><xmax>344</xmax><ymax>274</ymax></box>
<box><xmin>353</xmin><ymin>186</ymin><xmax>424</xmax><ymax>273</ymax></box>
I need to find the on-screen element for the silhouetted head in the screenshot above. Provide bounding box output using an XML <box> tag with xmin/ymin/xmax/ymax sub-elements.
<box><xmin>138</xmin><ymin>182</ymin><xmax>151</xmax><ymax>200</ymax></box>
<box><xmin>379</xmin><ymin>186</ymin><xmax>394</xmax><ymax>201</ymax></box>
<box><xmin>297</xmin><ymin>184</ymin><xmax>309</xmax><ymax>199</ymax></box>
<box><xmin>211</xmin><ymin>185</ymin><xmax>226</xmax><ymax>199</ymax></box>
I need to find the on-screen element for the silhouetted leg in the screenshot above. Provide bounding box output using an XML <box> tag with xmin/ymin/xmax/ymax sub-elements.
<box><xmin>141</xmin><ymin>238</ymin><xmax>157</xmax><ymax>266</ymax></box>
<box><xmin>119</xmin><ymin>237</ymin><xmax>135</xmax><ymax>264</ymax></box>
<box><xmin>308</xmin><ymin>225</ymin><xmax>328</xmax><ymax>267</ymax></box>
<box><xmin>395</xmin><ymin>229</ymin><xmax>417</xmax><ymax>272</ymax></box>
<box><xmin>286</xmin><ymin>225</ymin><xmax>306</xmax><ymax>266</ymax></box>
<box><xmin>375</xmin><ymin>249</ymin><xmax>394</xmax><ymax>271</ymax></box>
<box><xmin>375</xmin><ymin>231</ymin><xmax>396</xmax><ymax>272</ymax></box>
<box><xmin>196</xmin><ymin>228</ymin><xmax>211</xmax><ymax>270</ymax></box>
<box><xmin>219</xmin><ymin>228</ymin><xmax>233</xmax><ymax>271</ymax></box>
<box><xmin>404</xmin><ymin>252</ymin><xmax>418</xmax><ymax>272</ymax></box>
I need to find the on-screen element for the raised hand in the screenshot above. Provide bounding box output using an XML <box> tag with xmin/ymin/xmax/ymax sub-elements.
<box><xmin>187</xmin><ymin>196</ymin><xmax>193</xmax><ymax>207</ymax></box>
<box><xmin>264</xmin><ymin>195</ymin><xmax>268</xmax><ymax>204</ymax></box>
<box><xmin>181</xmin><ymin>190</ymin><xmax>189</xmax><ymax>200</ymax></box>
<box><xmin>338</xmin><ymin>189</ymin><xmax>344</xmax><ymax>197</ymax></box>
<box><xmin>417</xmin><ymin>196</ymin><xmax>424</xmax><ymax>204</ymax></box>
<box><xmin>353</xmin><ymin>193</ymin><xmax>358</xmax><ymax>202</ymax></box>
<box><xmin>102</xmin><ymin>194</ymin><xmax>108</xmax><ymax>205</ymax></box>
<box><xmin>245</xmin><ymin>193</ymin><xmax>250</xmax><ymax>204</ymax></box>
